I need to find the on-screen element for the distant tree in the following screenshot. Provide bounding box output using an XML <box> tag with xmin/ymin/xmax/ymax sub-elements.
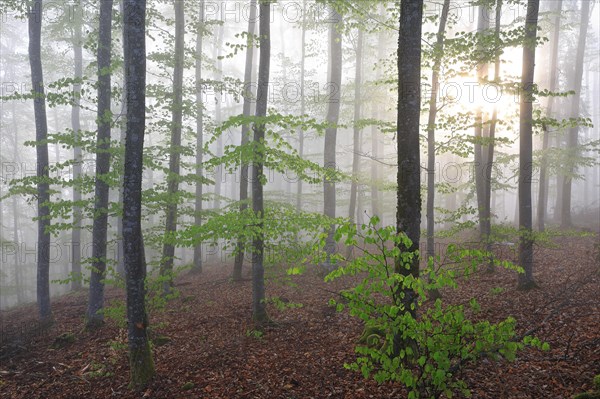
<box><xmin>251</xmin><ymin>0</ymin><xmax>271</xmax><ymax>323</ymax></box>
<box><xmin>323</xmin><ymin>5</ymin><xmax>342</xmax><ymax>269</ymax></box>
<box><xmin>517</xmin><ymin>0</ymin><xmax>540</xmax><ymax>290</ymax></box>
<box><xmin>159</xmin><ymin>0</ymin><xmax>185</xmax><ymax>293</ymax></box>
<box><xmin>561</xmin><ymin>0</ymin><xmax>591</xmax><ymax>228</ymax></box>
<box><xmin>193</xmin><ymin>0</ymin><xmax>206</xmax><ymax>274</ymax></box>
<box><xmin>28</xmin><ymin>0</ymin><xmax>52</xmax><ymax>321</ymax></box>
<box><xmin>233</xmin><ymin>0</ymin><xmax>258</xmax><ymax>281</ymax></box>
<box><xmin>537</xmin><ymin>0</ymin><xmax>562</xmax><ymax>233</ymax></box>
<box><xmin>71</xmin><ymin>0</ymin><xmax>84</xmax><ymax>290</ymax></box>
<box><xmin>425</xmin><ymin>0</ymin><xmax>450</xmax><ymax>266</ymax></box>
<box><xmin>122</xmin><ymin>0</ymin><xmax>155</xmax><ymax>388</ymax></box>
<box><xmin>86</xmin><ymin>0</ymin><xmax>114</xmax><ymax>328</ymax></box>
<box><xmin>296</xmin><ymin>0</ymin><xmax>307</xmax><ymax>213</ymax></box>
<box><xmin>348</xmin><ymin>28</ymin><xmax>363</xmax><ymax>232</ymax></box>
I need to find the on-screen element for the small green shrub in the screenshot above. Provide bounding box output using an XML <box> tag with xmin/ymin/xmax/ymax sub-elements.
<box><xmin>326</xmin><ymin>217</ymin><xmax>546</xmax><ymax>399</ymax></box>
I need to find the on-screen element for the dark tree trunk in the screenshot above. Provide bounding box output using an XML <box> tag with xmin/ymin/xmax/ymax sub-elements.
<box><xmin>193</xmin><ymin>0</ymin><xmax>206</xmax><ymax>274</ymax></box>
<box><xmin>87</xmin><ymin>0</ymin><xmax>114</xmax><ymax>328</ymax></box>
<box><xmin>426</xmin><ymin>0</ymin><xmax>450</xmax><ymax>263</ymax></box>
<box><xmin>323</xmin><ymin>6</ymin><xmax>342</xmax><ymax>268</ymax></box>
<box><xmin>116</xmin><ymin>0</ymin><xmax>128</xmax><ymax>277</ymax></box>
<box><xmin>71</xmin><ymin>0</ymin><xmax>83</xmax><ymax>290</ymax></box>
<box><xmin>517</xmin><ymin>0</ymin><xmax>540</xmax><ymax>290</ymax></box>
<box><xmin>252</xmin><ymin>0</ymin><xmax>271</xmax><ymax>323</ymax></box>
<box><xmin>561</xmin><ymin>0</ymin><xmax>590</xmax><ymax>228</ymax></box>
<box><xmin>395</xmin><ymin>0</ymin><xmax>423</xmax><ymax>307</ymax></box>
<box><xmin>296</xmin><ymin>0</ymin><xmax>307</xmax><ymax>213</ymax></box>
<box><xmin>537</xmin><ymin>0</ymin><xmax>562</xmax><ymax>232</ymax></box>
<box><xmin>28</xmin><ymin>0</ymin><xmax>52</xmax><ymax>321</ymax></box>
<box><xmin>122</xmin><ymin>0</ymin><xmax>154</xmax><ymax>389</ymax></box>
<box><xmin>233</xmin><ymin>0</ymin><xmax>258</xmax><ymax>281</ymax></box>
<box><xmin>159</xmin><ymin>0</ymin><xmax>185</xmax><ymax>293</ymax></box>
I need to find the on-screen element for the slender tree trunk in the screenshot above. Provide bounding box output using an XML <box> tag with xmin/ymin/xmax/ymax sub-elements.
<box><xmin>371</xmin><ymin>11</ymin><xmax>385</xmax><ymax>222</ymax></box>
<box><xmin>12</xmin><ymin>197</ymin><xmax>24</xmax><ymax>304</ymax></box>
<box><xmin>159</xmin><ymin>0</ymin><xmax>185</xmax><ymax>294</ymax></box>
<box><xmin>86</xmin><ymin>0</ymin><xmax>114</xmax><ymax>328</ymax></box>
<box><xmin>348</xmin><ymin>29</ymin><xmax>363</xmax><ymax>227</ymax></box>
<box><xmin>395</xmin><ymin>0</ymin><xmax>423</xmax><ymax>354</ymax></box>
<box><xmin>517</xmin><ymin>0</ymin><xmax>540</xmax><ymax>290</ymax></box>
<box><xmin>561</xmin><ymin>0</ymin><xmax>590</xmax><ymax>228</ymax></box>
<box><xmin>123</xmin><ymin>0</ymin><xmax>154</xmax><ymax>389</ymax></box>
<box><xmin>116</xmin><ymin>0</ymin><xmax>128</xmax><ymax>277</ymax></box>
<box><xmin>233</xmin><ymin>0</ymin><xmax>258</xmax><ymax>281</ymax></box>
<box><xmin>251</xmin><ymin>0</ymin><xmax>271</xmax><ymax>324</ymax></box>
<box><xmin>426</xmin><ymin>0</ymin><xmax>450</xmax><ymax>264</ymax></box>
<box><xmin>296</xmin><ymin>0</ymin><xmax>307</xmax><ymax>212</ymax></box>
<box><xmin>537</xmin><ymin>0</ymin><xmax>562</xmax><ymax>232</ymax></box>
<box><xmin>323</xmin><ymin>6</ymin><xmax>342</xmax><ymax>268</ymax></box>
<box><xmin>28</xmin><ymin>0</ymin><xmax>52</xmax><ymax>321</ymax></box>
<box><xmin>213</xmin><ymin>24</ymin><xmax>225</xmax><ymax>211</ymax></box>
<box><xmin>193</xmin><ymin>0</ymin><xmax>206</xmax><ymax>274</ymax></box>
<box><xmin>483</xmin><ymin>0</ymin><xmax>503</xmax><ymax>272</ymax></box>
<box><xmin>474</xmin><ymin>4</ymin><xmax>490</xmax><ymax>239</ymax></box>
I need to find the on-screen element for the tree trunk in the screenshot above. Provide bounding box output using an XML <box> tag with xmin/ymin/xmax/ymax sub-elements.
<box><xmin>537</xmin><ymin>0</ymin><xmax>562</xmax><ymax>232</ymax></box>
<box><xmin>426</xmin><ymin>0</ymin><xmax>450</xmax><ymax>264</ymax></box>
<box><xmin>517</xmin><ymin>0</ymin><xmax>540</xmax><ymax>290</ymax></box>
<box><xmin>483</xmin><ymin>0</ymin><xmax>503</xmax><ymax>272</ymax></box>
<box><xmin>116</xmin><ymin>0</ymin><xmax>128</xmax><ymax>277</ymax></box>
<box><xmin>28</xmin><ymin>0</ymin><xmax>52</xmax><ymax>321</ymax></box>
<box><xmin>71</xmin><ymin>1</ymin><xmax>83</xmax><ymax>288</ymax></box>
<box><xmin>12</xmin><ymin>196</ymin><xmax>24</xmax><ymax>304</ymax></box>
<box><xmin>296</xmin><ymin>0</ymin><xmax>307</xmax><ymax>213</ymax></box>
<box><xmin>561</xmin><ymin>0</ymin><xmax>590</xmax><ymax>228</ymax></box>
<box><xmin>86</xmin><ymin>0</ymin><xmax>114</xmax><ymax>328</ymax></box>
<box><xmin>348</xmin><ymin>29</ymin><xmax>363</xmax><ymax>228</ymax></box>
<box><xmin>474</xmin><ymin>4</ymin><xmax>490</xmax><ymax>239</ymax></box>
<box><xmin>122</xmin><ymin>0</ymin><xmax>155</xmax><ymax>389</ymax></box>
<box><xmin>193</xmin><ymin>0</ymin><xmax>206</xmax><ymax>274</ymax></box>
<box><xmin>395</xmin><ymin>0</ymin><xmax>423</xmax><ymax>306</ymax></box>
<box><xmin>323</xmin><ymin>6</ymin><xmax>342</xmax><ymax>268</ymax></box>
<box><xmin>233</xmin><ymin>0</ymin><xmax>258</xmax><ymax>281</ymax></box>
<box><xmin>159</xmin><ymin>0</ymin><xmax>185</xmax><ymax>294</ymax></box>
<box><xmin>251</xmin><ymin>0</ymin><xmax>271</xmax><ymax>324</ymax></box>
<box><xmin>213</xmin><ymin>24</ymin><xmax>225</xmax><ymax>211</ymax></box>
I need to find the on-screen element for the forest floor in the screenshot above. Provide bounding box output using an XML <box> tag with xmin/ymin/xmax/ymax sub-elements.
<box><xmin>0</xmin><ymin>235</ymin><xmax>599</xmax><ymax>399</ymax></box>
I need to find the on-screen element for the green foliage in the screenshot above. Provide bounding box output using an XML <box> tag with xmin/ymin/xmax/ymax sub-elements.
<box><xmin>326</xmin><ymin>217</ymin><xmax>545</xmax><ymax>398</ymax></box>
<box><xmin>245</xmin><ymin>329</ymin><xmax>264</xmax><ymax>340</ymax></box>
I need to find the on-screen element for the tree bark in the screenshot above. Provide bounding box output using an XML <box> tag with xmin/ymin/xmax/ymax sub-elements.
<box><xmin>213</xmin><ymin>24</ymin><xmax>225</xmax><ymax>211</ymax></box>
<box><xmin>426</xmin><ymin>0</ymin><xmax>450</xmax><ymax>263</ymax></box>
<box><xmin>71</xmin><ymin>0</ymin><xmax>83</xmax><ymax>290</ymax></box>
<box><xmin>233</xmin><ymin>0</ymin><xmax>258</xmax><ymax>281</ymax></box>
<box><xmin>323</xmin><ymin>6</ymin><xmax>342</xmax><ymax>268</ymax></box>
<box><xmin>474</xmin><ymin>4</ymin><xmax>490</xmax><ymax>240</ymax></box>
<box><xmin>28</xmin><ymin>0</ymin><xmax>52</xmax><ymax>321</ymax></box>
<box><xmin>537</xmin><ymin>0</ymin><xmax>562</xmax><ymax>232</ymax></box>
<box><xmin>251</xmin><ymin>0</ymin><xmax>271</xmax><ymax>324</ymax></box>
<box><xmin>193</xmin><ymin>0</ymin><xmax>206</xmax><ymax>274</ymax></box>
<box><xmin>159</xmin><ymin>0</ymin><xmax>185</xmax><ymax>294</ymax></box>
<box><xmin>517</xmin><ymin>0</ymin><xmax>540</xmax><ymax>290</ymax></box>
<box><xmin>561</xmin><ymin>0</ymin><xmax>591</xmax><ymax>228</ymax></box>
<box><xmin>122</xmin><ymin>0</ymin><xmax>155</xmax><ymax>389</ymax></box>
<box><xmin>87</xmin><ymin>0</ymin><xmax>114</xmax><ymax>328</ymax></box>
<box><xmin>348</xmin><ymin>29</ymin><xmax>363</xmax><ymax>228</ymax></box>
<box><xmin>395</xmin><ymin>0</ymin><xmax>423</xmax><ymax>306</ymax></box>
<box><xmin>483</xmin><ymin>0</ymin><xmax>503</xmax><ymax>271</ymax></box>
<box><xmin>296</xmin><ymin>0</ymin><xmax>307</xmax><ymax>213</ymax></box>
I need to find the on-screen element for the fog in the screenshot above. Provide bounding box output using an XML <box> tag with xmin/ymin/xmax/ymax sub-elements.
<box><xmin>0</xmin><ymin>0</ymin><xmax>598</xmax><ymax>309</ymax></box>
